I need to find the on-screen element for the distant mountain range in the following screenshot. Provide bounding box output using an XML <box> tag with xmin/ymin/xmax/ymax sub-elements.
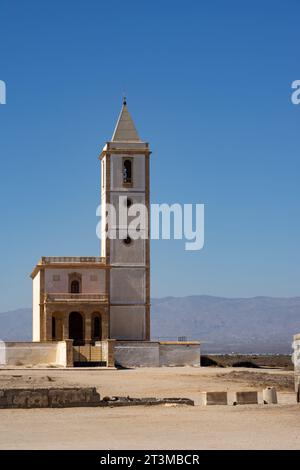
<box><xmin>151</xmin><ymin>296</ymin><xmax>300</xmax><ymax>353</ymax></box>
<box><xmin>1</xmin><ymin>296</ymin><xmax>300</xmax><ymax>353</ymax></box>
<box><xmin>0</xmin><ymin>308</ymin><xmax>32</xmax><ymax>342</ymax></box>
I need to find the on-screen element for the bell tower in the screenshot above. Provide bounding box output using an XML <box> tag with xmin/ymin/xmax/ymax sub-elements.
<box><xmin>100</xmin><ymin>99</ymin><xmax>151</xmax><ymax>340</ymax></box>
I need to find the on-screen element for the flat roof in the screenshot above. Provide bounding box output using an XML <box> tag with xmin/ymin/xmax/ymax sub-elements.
<box><xmin>30</xmin><ymin>256</ymin><xmax>106</xmax><ymax>278</ymax></box>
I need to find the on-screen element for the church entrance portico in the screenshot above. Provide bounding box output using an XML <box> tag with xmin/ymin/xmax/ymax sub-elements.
<box><xmin>47</xmin><ymin>308</ymin><xmax>108</xmax><ymax>366</ymax></box>
<box><xmin>45</xmin><ymin>303</ymin><xmax>109</xmax><ymax>344</ymax></box>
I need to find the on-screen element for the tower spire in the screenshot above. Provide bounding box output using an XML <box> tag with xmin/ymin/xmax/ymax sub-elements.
<box><xmin>111</xmin><ymin>99</ymin><xmax>140</xmax><ymax>142</ymax></box>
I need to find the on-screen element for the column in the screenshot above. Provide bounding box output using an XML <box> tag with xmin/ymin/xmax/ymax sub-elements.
<box><xmin>63</xmin><ymin>312</ymin><xmax>69</xmax><ymax>340</ymax></box>
<box><xmin>102</xmin><ymin>308</ymin><xmax>109</xmax><ymax>340</ymax></box>
<box><xmin>85</xmin><ymin>311</ymin><xmax>92</xmax><ymax>342</ymax></box>
<box><xmin>45</xmin><ymin>308</ymin><xmax>52</xmax><ymax>341</ymax></box>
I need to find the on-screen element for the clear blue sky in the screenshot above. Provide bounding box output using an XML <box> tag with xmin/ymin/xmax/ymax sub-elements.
<box><xmin>0</xmin><ymin>0</ymin><xmax>299</xmax><ymax>311</ymax></box>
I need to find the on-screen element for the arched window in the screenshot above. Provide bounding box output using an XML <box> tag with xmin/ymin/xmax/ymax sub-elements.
<box><xmin>93</xmin><ymin>315</ymin><xmax>102</xmax><ymax>340</ymax></box>
<box><xmin>52</xmin><ymin>316</ymin><xmax>56</xmax><ymax>340</ymax></box>
<box><xmin>69</xmin><ymin>273</ymin><xmax>82</xmax><ymax>294</ymax></box>
<box><xmin>71</xmin><ymin>280</ymin><xmax>80</xmax><ymax>294</ymax></box>
<box><xmin>123</xmin><ymin>159</ymin><xmax>132</xmax><ymax>184</ymax></box>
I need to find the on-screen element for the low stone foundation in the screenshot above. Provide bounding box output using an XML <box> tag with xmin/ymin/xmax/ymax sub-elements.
<box><xmin>0</xmin><ymin>388</ymin><xmax>194</xmax><ymax>409</ymax></box>
<box><xmin>0</xmin><ymin>387</ymin><xmax>100</xmax><ymax>408</ymax></box>
<box><xmin>100</xmin><ymin>397</ymin><xmax>194</xmax><ymax>407</ymax></box>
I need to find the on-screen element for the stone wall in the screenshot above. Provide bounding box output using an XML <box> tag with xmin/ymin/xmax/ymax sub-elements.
<box><xmin>115</xmin><ymin>341</ymin><xmax>160</xmax><ymax>367</ymax></box>
<box><xmin>0</xmin><ymin>340</ymin><xmax>115</xmax><ymax>368</ymax></box>
<box><xmin>0</xmin><ymin>388</ymin><xmax>195</xmax><ymax>409</ymax></box>
<box><xmin>0</xmin><ymin>340</ymin><xmax>200</xmax><ymax>368</ymax></box>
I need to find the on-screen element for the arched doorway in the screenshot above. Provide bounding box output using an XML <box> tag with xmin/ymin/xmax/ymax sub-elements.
<box><xmin>52</xmin><ymin>316</ymin><xmax>56</xmax><ymax>340</ymax></box>
<box><xmin>69</xmin><ymin>312</ymin><xmax>83</xmax><ymax>344</ymax></box>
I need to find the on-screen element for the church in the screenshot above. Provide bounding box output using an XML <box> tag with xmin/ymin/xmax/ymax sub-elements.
<box><xmin>29</xmin><ymin>100</ymin><xmax>200</xmax><ymax>368</ymax></box>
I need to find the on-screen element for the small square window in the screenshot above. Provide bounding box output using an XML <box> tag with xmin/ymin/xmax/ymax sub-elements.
<box><xmin>53</xmin><ymin>275</ymin><xmax>60</xmax><ymax>282</ymax></box>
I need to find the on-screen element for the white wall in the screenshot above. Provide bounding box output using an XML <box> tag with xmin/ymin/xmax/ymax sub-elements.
<box><xmin>100</xmin><ymin>156</ymin><xmax>107</xmax><ymax>258</ymax></box>
<box><xmin>293</xmin><ymin>334</ymin><xmax>300</xmax><ymax>393</ymax></box>
<box><xmin>114</xmin><ymin>341</ymin><xmax>201</xmax><ymax>367</ymax></box>
<box><xmin>159</xmin><ymin>343</ymin><xmax>201</xmax><ymax>367</ymax></box>
<box><xmin>56</xmin><ymin>341</ymin><xmax>67</xmax><ymax>367</ymax></box>
<box><xmin>32</xmin><ymin>272</ymin><xmax>40</xmax><ymax>341</ymax></box>
<box><xmin>294</xmin><ymin>335</ymin><xmax>300</xmax><ymax>368</ymax></box>
<box><xmin>3</xmin><ymin>342</ymin><xmax>64</xmax><ymax>367</ymax></box>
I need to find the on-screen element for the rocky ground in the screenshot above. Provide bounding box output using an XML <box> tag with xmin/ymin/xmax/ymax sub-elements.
<box><xmin>216</xmin><ymin>370</ymin><xmax>295</xmax><ymax>391</ymax></box>
<box><xmin>201</xmin><ymin>354</ymin><xmax>293</xmax><ymax>369</ymax></box>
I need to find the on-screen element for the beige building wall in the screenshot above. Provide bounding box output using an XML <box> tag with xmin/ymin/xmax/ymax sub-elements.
<box><xmin>31</xmin><ymin>261</ymin><xmax>109</xmax><ymax>344</ymax></box>
<box><xmin>44</xmin><ymin>268</ymin><xmax>106</xmax><ymax>294</ymax></box>
<box><xmin>4</xmin><ymin>342</ymin><xmax>64</xmax><ymax>367</ymax></box>
<box><xmin>31</xmin><ymin>102</ymin><xmax>151</xmax><ymax>348</ymax></box>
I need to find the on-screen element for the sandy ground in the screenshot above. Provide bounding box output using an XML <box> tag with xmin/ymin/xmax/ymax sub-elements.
<box><xmin>0</xmin><ymin>367</ymin><xmax>299</xmax><ymax>449</ymax></box>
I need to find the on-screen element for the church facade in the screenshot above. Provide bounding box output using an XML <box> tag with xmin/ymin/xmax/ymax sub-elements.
<box><xmin>31</xmin><ymin>100</ymin><xmax>150</xmax><ymax>346</ymax></box>
<box><xmin>28</xmin><ymin>100</ymin><xmax>200</xmax><ymax>368</ymax></box>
